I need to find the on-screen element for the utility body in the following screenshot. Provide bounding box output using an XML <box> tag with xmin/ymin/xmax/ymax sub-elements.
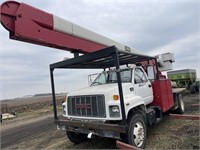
<box><xmin>1</xmin><ymin>1</ymin><xmax>185</xmax><ymax>148</ymax></box>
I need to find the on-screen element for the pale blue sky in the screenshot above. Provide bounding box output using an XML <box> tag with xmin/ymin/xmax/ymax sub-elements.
<box><xmin>1</xmin><ymin>0</ymin><xmax>199</xmax><ymax>99</ymax></box>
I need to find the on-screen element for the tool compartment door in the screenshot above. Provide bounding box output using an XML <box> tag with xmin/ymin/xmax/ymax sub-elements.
<box><xmin>152</xmin><ymin>79</ymin><xmax>174</xmax><ymax>112</ymax></box>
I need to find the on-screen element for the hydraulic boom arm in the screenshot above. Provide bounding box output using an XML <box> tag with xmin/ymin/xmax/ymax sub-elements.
<box><xmin>1</xmin><ymin>1</ymin><xmax>174</xmax><ymax>72</ymax></box>
<box><xmin>0</xmin><ymin>1</ymin><xmax>107</xmax><ymax>53</ymax></box>
<box><xmin>0</xmin><ymin>1</ymin><xmax>144</xmax><ymax>55</ymax></box>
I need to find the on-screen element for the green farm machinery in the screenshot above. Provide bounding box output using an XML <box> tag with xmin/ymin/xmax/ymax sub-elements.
<box><xmin>167</xmin><ymin>69</ymin><xmax>199</xmax><ymax>93</ymax></box>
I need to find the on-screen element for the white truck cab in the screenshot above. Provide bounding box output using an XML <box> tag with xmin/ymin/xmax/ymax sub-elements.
<box><xmin>63</xmin><ymin>66</ymin><xmax>153</xmax><ymax>121</ymax></box>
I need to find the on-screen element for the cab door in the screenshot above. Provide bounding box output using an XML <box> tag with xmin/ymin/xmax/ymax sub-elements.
<box><xmin>133</xmin><ymin>67</ymin><xmax>153</xmax><ymax>105</ymax></box>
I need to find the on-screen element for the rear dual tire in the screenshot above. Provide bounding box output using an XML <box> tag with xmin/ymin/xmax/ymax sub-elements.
<box><xmin>176</xmin><ymin>94</ymin><xmax>185</xmax><ymax>114</ymax></box>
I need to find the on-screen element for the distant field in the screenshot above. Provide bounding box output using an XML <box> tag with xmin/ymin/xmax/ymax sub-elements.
<box><xmin>0</xmin><ymin>95</ymin><xmax>65</xmax><ymax>113</ymax></box>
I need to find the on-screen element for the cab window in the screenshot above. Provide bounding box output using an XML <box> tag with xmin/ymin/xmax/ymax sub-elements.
<box><xmin>134</xmin><ymin>68</ymin><xmax>148</xmax><ymax>84</ymax></box>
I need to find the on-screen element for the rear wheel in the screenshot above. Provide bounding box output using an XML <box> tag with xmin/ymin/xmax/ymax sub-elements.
<box><xmin>176</xmin><ymin>94</ymin><xmax>185</xmax><ymax>114</ymax></box>
<box><xmin>66</xmin><ymin>131</ymin><xmax>87</xmax><ymax>144</ymax></box>
<box><xmin>190</xmin><ymin>85</ymin><xmax>196</xmax><ymax>94</ymax></box>
<box><xmin>126</xmin><ymin>113</ymin><xmax>147</xmax><ymax>149</ymax></box>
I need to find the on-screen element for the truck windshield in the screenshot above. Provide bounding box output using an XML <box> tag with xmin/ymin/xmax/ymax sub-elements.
<box><xmin>91</xmin><ymin>69</ymin><xmax>132</xmax><ymax>86</ymax></box>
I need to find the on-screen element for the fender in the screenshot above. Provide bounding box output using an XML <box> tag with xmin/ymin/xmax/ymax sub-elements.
<box><xmin>124</xmin><ymin>95</ymin><xmax>146</xmax><ymax>118</ymax></box>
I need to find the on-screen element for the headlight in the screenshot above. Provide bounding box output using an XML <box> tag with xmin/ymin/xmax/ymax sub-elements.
<box><xmin>63</xmin><ymin>105</ymin><xmax>66</xmax><ymax>115</ymax></box>
<box><xmin>109</xmin><ymin>105</ymin><xmax>120</xmax><ymax>117</ymax></box>
<box><xmin>111</xmin><ymin>106</ymin><xmax>119</xmax><ymax>112</ymax></box>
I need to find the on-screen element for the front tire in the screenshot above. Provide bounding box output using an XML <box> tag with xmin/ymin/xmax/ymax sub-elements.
<box><xmin>66</xmin><ymin>131</ymin><xmax>87</xmax><ymax>144</ymax></box>
<box><xmin>127</xmin><ymin>114</ymin><xmax>147</xmax><ymax>149</ymax></box>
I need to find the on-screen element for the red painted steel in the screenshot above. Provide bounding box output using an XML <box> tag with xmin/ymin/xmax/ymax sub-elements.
<box><xmin>191</xmin><ymin>104</ymin><xmax>200</xmax><ymax>107</ymax></box>
<box><xmin>170</xmin><ymin>114</ymin><xmax>200</xmax><ymax>120</ymax></box>
<box><xmin>190</xmin><ymin>98</ymin><xmax>199</xmax><ymax>101</ymax></box>
<box><xmin>116</xmin><ymin>140</ymin><xmax>143</xmax><ymax>150</ymax></box>
<box><xmin>0</xmin><ymin>1</ymin><xmax>20</xmax><ymax>32</ymax></box>
<box><xmin>0</xmin><ymin>1</ymin><xmax>106</xmax><ymax>53</ymax></box>
<box><xmin>138</xmin><ymin>59</ymin><xmax>156</xmax><ymax>73</ymax></box>
<box><xmin>152</xmin><ymin>79</ymin><xmax>174</xmax><ymax>112</ymax></box>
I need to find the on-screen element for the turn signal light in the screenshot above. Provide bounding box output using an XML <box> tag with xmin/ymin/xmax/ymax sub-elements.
<box><xmin>113</xmin><ymin>95</ymin><xmax>119</xmax><ymax>100</ymax></box>
<box><xmin>62</xmin><ymin>96</ymin><xmax>67</xmax><ymax>103</ymax></box>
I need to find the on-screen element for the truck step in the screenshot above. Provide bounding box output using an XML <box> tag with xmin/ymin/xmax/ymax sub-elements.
<box><xmin>146</xmin><ymin>106</ymin><xmax>163</xmax><ymax>126</ymax></box>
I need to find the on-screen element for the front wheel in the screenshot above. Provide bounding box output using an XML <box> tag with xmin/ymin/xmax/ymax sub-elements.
<box><xmin>127</xmin><ymin>114</ymin><xmax>147</xmax><ymax>149</ymax></box>
<box><xmin>66</xmin><ymin>131</ymin><xmax>87</xmax><ymax>144</ymax></box>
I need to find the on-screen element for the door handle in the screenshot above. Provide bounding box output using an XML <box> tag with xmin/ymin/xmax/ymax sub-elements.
<box><xmin>130</xmin><ymin>87</ymin><xmax>134</xmax><ymax>91</ymax></box>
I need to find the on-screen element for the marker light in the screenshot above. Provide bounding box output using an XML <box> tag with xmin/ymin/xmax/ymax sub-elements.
<box><xmin>113</xmin><ymin>95</ymin><xmax>119</xmax><ymax>100</ymax></box>
<box><xmin>62</xmin><ymin>96</ymin><xmax>67</xmax><ymax>103</ymax></box>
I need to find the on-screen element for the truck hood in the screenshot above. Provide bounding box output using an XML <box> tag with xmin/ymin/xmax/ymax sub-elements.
<box><xmin>67</xmin><ymin>83</ymin><xmax>132</xmax><ymax>96</ymax></box>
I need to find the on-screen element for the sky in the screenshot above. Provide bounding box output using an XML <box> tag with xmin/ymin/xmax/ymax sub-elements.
<box><xmin>0</xmin><ymin>0</ymin><xmax>199</xmax><ymax>100</ymax></box>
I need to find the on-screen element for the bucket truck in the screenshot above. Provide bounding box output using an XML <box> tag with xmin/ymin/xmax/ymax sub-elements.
<box><xmin>0</xmin><ymin>1</ymin><xmax>185</xmax><ymax>148</ymax></box>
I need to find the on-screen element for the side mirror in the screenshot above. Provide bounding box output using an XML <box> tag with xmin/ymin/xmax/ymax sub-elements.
<box><xmin>147</xmin><ymin>66</ymin><xmax>155</xmax><ymax>80</ymax></box>
<box><xmin>88</xmin><ymin>73</ymin><xmax>99</xmax><ymax>86</ymax></box>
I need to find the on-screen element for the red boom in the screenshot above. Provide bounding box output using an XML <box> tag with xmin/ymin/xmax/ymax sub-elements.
<box><xmin>0</xmin><ymin>1</ymin><xmax>106</xmax><ymax>53</ymax></box>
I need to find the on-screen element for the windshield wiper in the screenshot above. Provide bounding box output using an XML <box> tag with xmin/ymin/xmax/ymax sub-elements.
<box><xmin>92</xmin><ymin>81</ymin><xmax>102</xmax><ymax>85</ymax></box>
<box><xmin>108</xmin><ymin>79</ymin><xmax>117</xmax><ymax>83</ymax></box>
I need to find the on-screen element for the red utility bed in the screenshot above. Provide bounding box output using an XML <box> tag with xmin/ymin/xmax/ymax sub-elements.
<box><xmin>152</xmin><ymin>79</ymin><xmax>174</xmax><ymax>112</ymax></box>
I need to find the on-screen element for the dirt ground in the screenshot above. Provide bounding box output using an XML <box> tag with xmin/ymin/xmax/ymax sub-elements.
<box><xmin>0</xmin><ymin>93</ymin><xmax>199</xmax><ymax>149</ymax></box>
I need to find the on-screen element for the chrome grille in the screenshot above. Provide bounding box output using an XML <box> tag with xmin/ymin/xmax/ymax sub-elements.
<box><xmin>67</xmin><ymin>95</ymin><xmax>106</xmax><ymax>118</ymax></box>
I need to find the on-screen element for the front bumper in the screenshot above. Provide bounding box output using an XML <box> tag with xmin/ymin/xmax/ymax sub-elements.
<box><xmin>55</xmin><ymin>117</ymin><xmax>127</xmax><ymax>139</ymax></box>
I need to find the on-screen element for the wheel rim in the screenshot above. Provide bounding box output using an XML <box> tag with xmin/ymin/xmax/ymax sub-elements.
<box><xmin>133</xmin><ymin>122</ymin><xmax>144</xmax><ymax>147</ymax></box>
<box><xmin>179</xmin><ymin>95</ymin><xmax>185</xmax><ymax>112</ymax></box>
